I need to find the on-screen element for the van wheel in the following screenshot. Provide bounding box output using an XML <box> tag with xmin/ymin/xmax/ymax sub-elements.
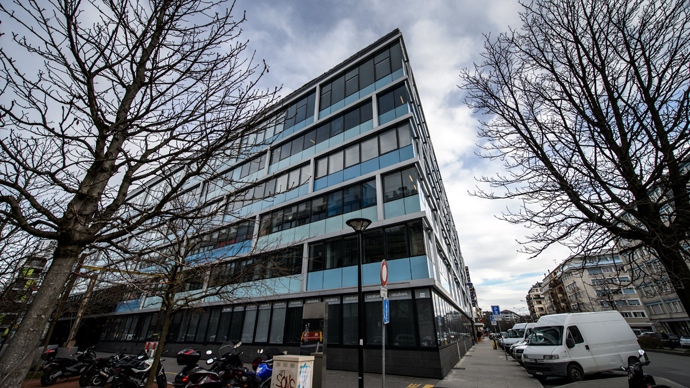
<box><xmin>567</xmin><ymin>364</ymin><xmax>584</xmax><ymax>382</ymax></box>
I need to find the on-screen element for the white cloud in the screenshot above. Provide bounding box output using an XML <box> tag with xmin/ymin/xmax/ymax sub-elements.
<box><xmin>235</xmin><ymin>0</ymin><xmax>569</xmax><ymax>314</ymax></box>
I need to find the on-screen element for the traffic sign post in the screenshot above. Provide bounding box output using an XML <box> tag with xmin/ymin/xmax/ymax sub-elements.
<box><xmin>381</xmin><ymin>260</ymin><xmax>388</xmax><ymax>388</ymax></box>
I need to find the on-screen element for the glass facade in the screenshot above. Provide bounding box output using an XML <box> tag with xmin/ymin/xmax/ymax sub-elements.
<box><xmin>91</xmin><ymin>32</ymin><xmax>473</xmax><ymax>373</ymax></box>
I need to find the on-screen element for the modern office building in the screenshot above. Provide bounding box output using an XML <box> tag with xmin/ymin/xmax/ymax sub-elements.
<box><xmin>67</xmin><ymin>29</ymin><xmax>473</xmax><ymax>378</ymax></box>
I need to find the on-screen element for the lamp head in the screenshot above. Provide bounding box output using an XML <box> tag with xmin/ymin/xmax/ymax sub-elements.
<box><xmin>346</xmin><ymin>218</ymin><xmax>372</xmax><ymax>232</ymax></box>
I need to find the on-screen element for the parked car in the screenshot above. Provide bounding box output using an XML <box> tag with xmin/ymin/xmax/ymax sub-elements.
<box><xmin>639</xmin><ymin>332</ymin><xmax>681</xmax><ymax>349</ymax></box>
<box><xmin>680</xmin><ymin>336</ymin><xmax>690</xmax><ymax>348</ymax></box>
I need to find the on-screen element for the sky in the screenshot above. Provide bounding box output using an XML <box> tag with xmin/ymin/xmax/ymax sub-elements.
<box><xmin>234</xmin><ymin>0</ymin><xmax>572</xmax><ymax>316</ymax></box>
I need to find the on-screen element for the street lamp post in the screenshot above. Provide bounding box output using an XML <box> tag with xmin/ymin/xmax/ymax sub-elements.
<box><xmin>346</xmin><ymin>217</ymin><xmax>372</xmax><ymax>388</ymax></box>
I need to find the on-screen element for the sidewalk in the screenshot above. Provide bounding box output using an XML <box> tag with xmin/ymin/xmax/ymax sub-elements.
<box><xmin>435</xmin><ymin>339</ymin><xmax>541</xmax><ymax>388</ymax></box>
<box><xmin>19</xmin><ymin>340</ymin><xmax>687</xmax><ymax>388</ymax></box>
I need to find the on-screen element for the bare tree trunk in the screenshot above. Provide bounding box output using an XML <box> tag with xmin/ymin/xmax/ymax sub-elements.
<box><xmin>0</xmin><ymin>244</ymin><xmax>80</xmax><ymax>388</ymax></box>
<box><xmin>144</xmin><ymin>306</ymin><xmax>174</xmax><ymax>388</ymax></box>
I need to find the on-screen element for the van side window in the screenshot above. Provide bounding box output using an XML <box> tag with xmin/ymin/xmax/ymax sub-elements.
<box><xmin>567</xmin><ymin>326</ymin><xmax>585</xmax><ymax>344</ymax></box>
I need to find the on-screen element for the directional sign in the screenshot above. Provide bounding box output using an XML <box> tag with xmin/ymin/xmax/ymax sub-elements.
<box><xmin>381</xmin><ymin>260</ymin><xmax>388</xmax><ymax>286</ymax></box>
<box><xmin>383</xmin><ymin>298</ymin><xmax>390</xmax><ymax>324</ymax></box>
<box><xmin>491</xmin><ymin>305</ymin><xmax>501</xmax><ymax>316</ymax></box>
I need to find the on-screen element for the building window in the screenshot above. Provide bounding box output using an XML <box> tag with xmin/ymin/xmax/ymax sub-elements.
<box><xmin>272</xmin><ymin>102</ymin><xmax>372</xmax><ymax>168</ymax></box>
<box><xmin>314</xmin><ymin>121</ymin><xmax>413</xmax><ymax>189</ymax></box>
<box><xmin>259</xmin><ymin>179</ymin><xmax>376</xmax><ymax>237</ymax></box>
<box><xmin>308</xmin><ymin>220</ymin><xmax>425</xmax><ymax>272</ymax></box>
<box><xmin>383</xmin><ymin>166</ymin><xmax>419</xmax><ymax>203</ymax></box>
<box><xmin>319</xmin><ymin>42</ymin><xmax>402</xmax><ymax>113</ymax></box>
<box><xmin>283</xmin><ymin>91</ymin><xmax>316</xmax><ymax>131</ymax></box>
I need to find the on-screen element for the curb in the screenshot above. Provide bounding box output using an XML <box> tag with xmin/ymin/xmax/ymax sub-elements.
<box><xmin>644</xmin><ymin>348</ymin><xmax>690</xmax><ymax>357</ymax></box>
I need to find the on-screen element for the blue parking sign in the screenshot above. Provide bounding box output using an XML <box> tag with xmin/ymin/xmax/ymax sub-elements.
<box><xmin>383</xmin><ymin>299</ymin><xmax>390</xmax><ymax>324</ymax></box>
<box><xmin>491</xmin><ymin>305</ymin><xmax>500</xmax><ymax>315</ymax></box>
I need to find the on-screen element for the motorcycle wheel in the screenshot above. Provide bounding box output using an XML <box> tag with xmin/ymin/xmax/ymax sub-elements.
<box><xmin>86</xmin><ymin>372</ymin><xmax>106</xmax><ymax>386</ymax></box>
<box><xmin>79</xmin><ymin>372</ymin><xmax>91</xmax><ymax>387</ymax></box>
<box><xmin>40</xmin><ymin>369</ymin><xmax>58</xmax><ymax>386</ymax></box>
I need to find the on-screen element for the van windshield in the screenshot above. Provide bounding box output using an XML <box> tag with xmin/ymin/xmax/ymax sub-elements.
<box><xmin>505</xmin><ymin>329</ymin><xmax>522</xmax><ymax>338</ymax></box>
<box><xmin>527</xmin><ymin>326</ymin><xmax>563</xmax><ymax>346</ymax></box>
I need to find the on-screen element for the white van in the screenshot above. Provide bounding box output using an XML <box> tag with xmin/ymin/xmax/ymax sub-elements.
<box><xmin>500</xmin><ymin>323</ymin><xmax>527</xmax><ymax>349</ymax></box>
<box><xmin>521</xmin><ymin>311</ymin><xmax>641</xmax><ymax>382</ymax></box>
<box><xmin>510</xmin><ymin>322</ymin><xmax>536</xmax><ymax>361</ymax></box>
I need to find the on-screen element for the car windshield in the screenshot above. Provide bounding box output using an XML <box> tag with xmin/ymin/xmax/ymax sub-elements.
<box><xmin>505</xmin><ymin>329</ymin><xmax>522</xmax><ymax>338</ymax></box>
<box><xmin>527</xmin><ymin>326</ymin><xmax>563</xmax><ymax>346</ymax></box>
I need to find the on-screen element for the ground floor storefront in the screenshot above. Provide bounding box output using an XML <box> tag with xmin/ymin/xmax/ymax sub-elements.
<box><xmin>53</xmin><ymin>286</ymin><xmax>474</xmax><ymax>378</ymax></box>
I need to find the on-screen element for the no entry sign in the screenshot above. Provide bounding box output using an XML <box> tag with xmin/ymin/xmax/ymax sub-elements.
<box><xmin>381</xmin><ymin>260</ymin><xmax>388</xmax><ymax>286</ymax></box>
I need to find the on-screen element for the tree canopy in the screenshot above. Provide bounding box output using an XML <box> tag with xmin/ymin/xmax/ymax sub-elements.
<box><xmin>0</xmin><ymin>1</ymin><xmax>278</xmax><ymax>386</ymax></box>
<box><xmin>460</xmin><ymin>0</ymin><xmax>690</xmax><ymax>313</ymax></box>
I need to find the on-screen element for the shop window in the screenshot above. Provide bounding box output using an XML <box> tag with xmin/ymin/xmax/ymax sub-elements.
<box><xmin>342</xmin><ymin>302</ymin><xmax>358</xmax><ymax>345</ymax></box>
<box><xmin>241</xmin><ymin>307</ymin><xmax>257</xmax><ymax>343</ymax></box>
<box><xmin>269</xmin><ymin>304</ymin><xmax>287</xmax><ymax>344</ymax></box>
<box><xmin>284</xmin><ymin>305</ymin><xmax>304</xmax><ymax>344</ymax></box>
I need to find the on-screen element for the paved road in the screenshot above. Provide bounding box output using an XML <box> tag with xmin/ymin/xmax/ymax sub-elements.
<box><xmin>644</xmin><ymin>350</ymin><xmax>690</xmax><ymax>387</ymax></box>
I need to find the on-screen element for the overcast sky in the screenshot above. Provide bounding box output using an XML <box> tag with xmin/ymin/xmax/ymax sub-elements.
<box><xmin>234</xmin><ymin>0</ymin><xmax>572</xmax><ymax>316</ymax></box>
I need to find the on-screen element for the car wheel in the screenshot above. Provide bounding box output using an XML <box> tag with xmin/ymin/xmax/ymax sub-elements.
<box><xmin>567</xmin><ymin>364</ymin><xmax>584</xmax><ymax>382</ymax></box>
<box><xmin>40</xmin><ymin>369</ymin><xmax>58</xmax><ymax>386</ymax></box>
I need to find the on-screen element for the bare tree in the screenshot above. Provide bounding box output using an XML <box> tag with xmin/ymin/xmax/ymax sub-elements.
<box><xmin>88</xmin><ymin>189</ymin><xmax>302</xmax><ymax>388</ymax></box>
<box><xmin>460</xmin><ymin>0</ymin><xmax>690</xmax><ymax>314</ymax></box>
<box><xmin>0</xmin><ymin>0</ymin><xmax>279</xmax><ymax>385</ymax></box>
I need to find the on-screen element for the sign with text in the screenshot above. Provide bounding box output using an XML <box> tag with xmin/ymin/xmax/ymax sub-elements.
<box><xmin>491</xmin><ymin>305</ymin><xmax>501</xmax><ymax>315</ymax></box>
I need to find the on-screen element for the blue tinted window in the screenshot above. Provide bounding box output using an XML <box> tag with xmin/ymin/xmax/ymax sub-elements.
<box><xmin>343</xmin><ymin>185</ymin><xmax>361</xmax><ymax>213</ymax></box>
<box><xmin>362</xmin><ymin>180</ymin><xmax>377</xmax><ymax>207</ymax></box>
<box><xmin>327</xmin><ymin>191</ymin><xmax>343</xmax><ymax>217</ymax></box>
<box><xmin>331</xmin><ymin>116</ymin><xmax>344</xmax><ymax>136</ymax></box>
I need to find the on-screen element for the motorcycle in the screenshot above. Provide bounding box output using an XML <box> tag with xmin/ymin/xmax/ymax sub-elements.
<box><xmin>40</xmin><ymin>347</ymin><xmax>97</xmax><ymax>386</ymax></box>
<box><xmin>227</xmin><ymin>347</ymin><xmax>282</xmax><ymax>388</ymax></box>
<box><xmin>78</xmin><ymin>351</ymin><xmax>126</xmax><ymax>387</ymax></box>
<box><xmin>622</xmin><ymin>349</ymin><xmax>670</xmax><ymax>388</ymax></box>
<box><xmin>173</xmin><ymin>348</ymin><xmax>205</xmax><ymax>388</ymax></box>
<box><xmin>180</xmin><ymin>342</ymin><xmax>244</xmax><ymax>388</ymax></box>
<box><xmin>103</xmin><ymin>349</ymin><xmax>167</xmax><ymax>388</ymax></box>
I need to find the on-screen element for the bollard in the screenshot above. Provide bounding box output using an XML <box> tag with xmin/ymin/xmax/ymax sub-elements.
<box><xmin>493</xmin><ymin>340</ymin><xmax>497</xmax><ymax>350</ymax></box>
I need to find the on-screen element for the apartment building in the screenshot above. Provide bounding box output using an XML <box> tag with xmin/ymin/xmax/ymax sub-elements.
<box><xmin>541</xmin><ymin>252</ymin><xmax>653</xmax><ymax>332</ymax></box>
<box><xmin>526</xmin><ymin>282</ymin><xmax>548</xmax><ymax>321</ymax></box>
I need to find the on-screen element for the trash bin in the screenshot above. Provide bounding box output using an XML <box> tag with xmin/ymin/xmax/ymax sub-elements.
<box><xmin>271</xmin><ymin>355</ymin><xmax>315</xmax><ymax>388</ymax></box>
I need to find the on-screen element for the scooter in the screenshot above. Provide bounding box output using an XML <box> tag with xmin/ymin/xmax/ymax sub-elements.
<box><xmin>173</xmin><ymin>349</ymin><xmax>205</xmax><ymax>388</ymax></box>
<box><xmin>622</xmin><ymin>349</ymin><xmax>670</xmax><ymax>388</ymax></box>
<box><xmin>40</xmin><ymin>347</ymin><xmax>97</xmax><ymax>386</ymax></box>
